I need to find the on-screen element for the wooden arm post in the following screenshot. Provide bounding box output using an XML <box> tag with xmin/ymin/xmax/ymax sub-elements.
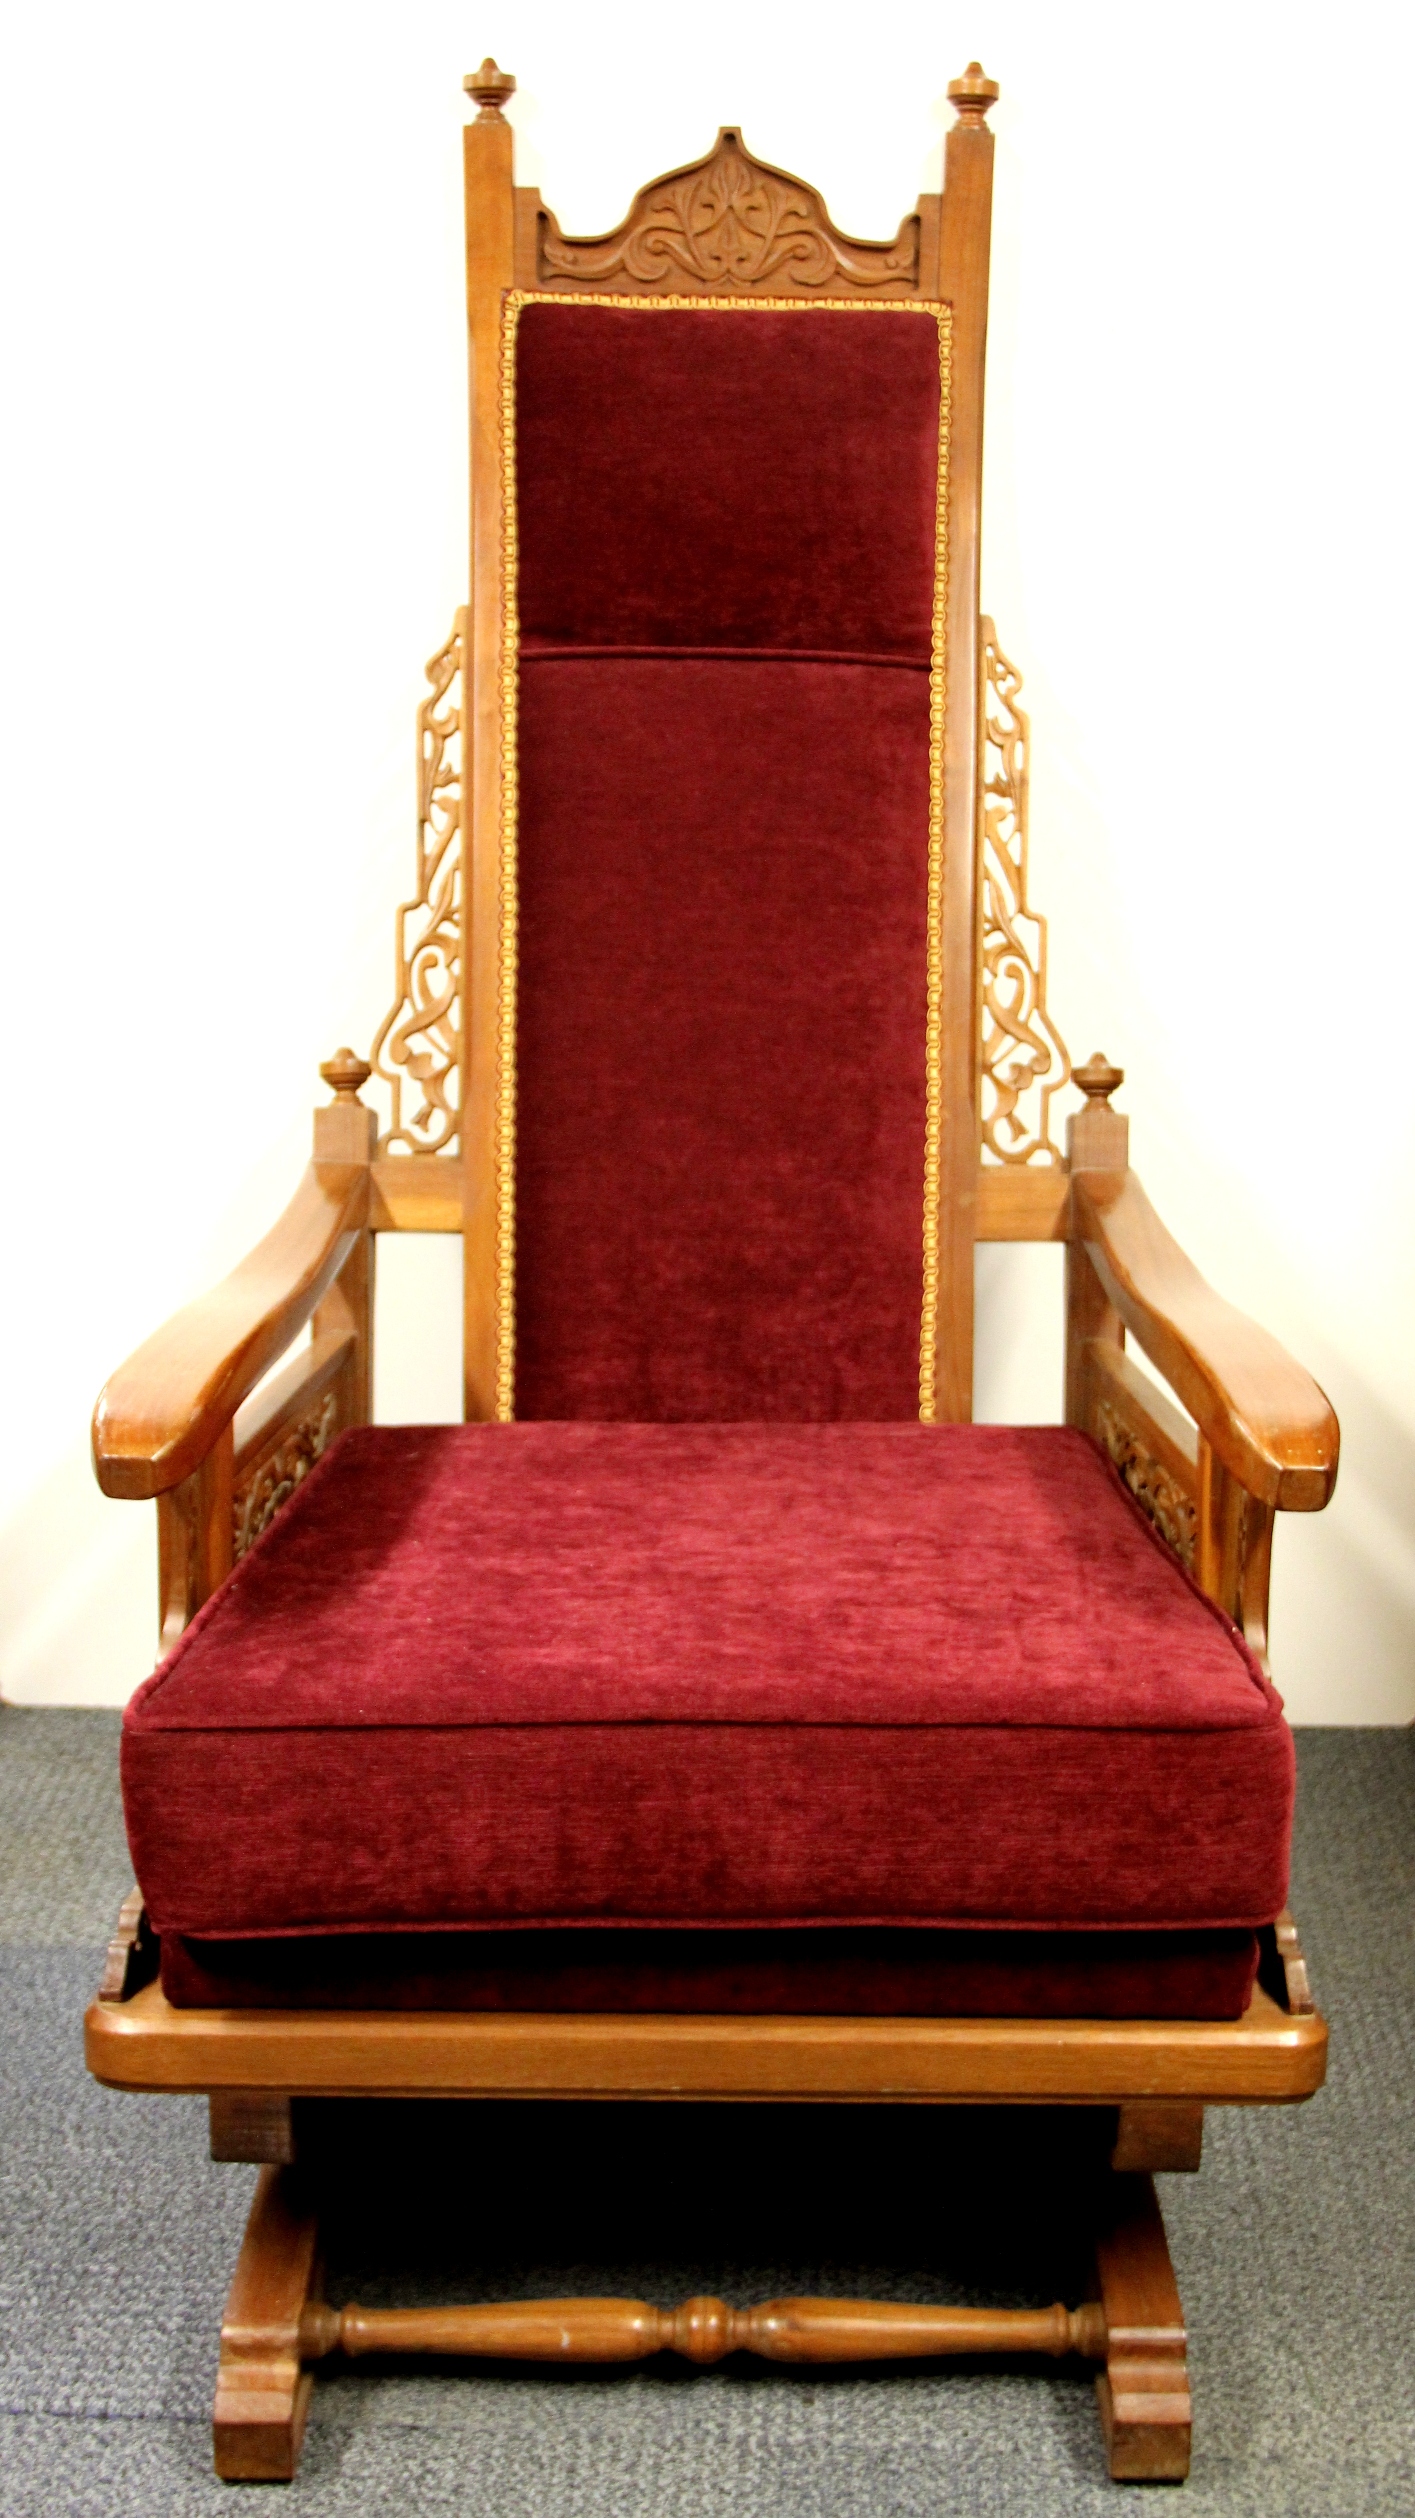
<box><xmin>96</xmin><ymin>1050</ymin><xmax>379</xmax><ymax>1650</ymax></box>
<box><xmin>310</xmin><ymin>1050</ymin><xmax>377</xmax><ymax>1428</ymax></box>
<box><xmin>1065</xmin><ymin>1055</ymin><xmax>1127</xmax><ymax>1431</ymax></box>
<box><xmin>156</xmin><ymin>1433</ymin><xmax>234</xmax><ymax>1655</ymax></box>
<box><xmin>1064</xmin><ymin>1056</ymin><xmax>1334</xmax><ymax>1645</ymax></box>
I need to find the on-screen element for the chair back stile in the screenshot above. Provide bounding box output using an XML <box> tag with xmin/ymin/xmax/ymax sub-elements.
<box><xmin>456</xmin><ymin>67</ymin><xmax>998</xmax><ymax>1426</ymax></box>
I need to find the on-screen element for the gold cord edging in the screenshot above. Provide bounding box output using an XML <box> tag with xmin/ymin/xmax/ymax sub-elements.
<box><xmin>495</xmin><ymin>302</ymin><xmax>522</xmax><ymax>1422</ymax></box>
<box><xmin>918</xmin><ymin>313</ymin><xmax>952</xmax><ymax>1423</ymax></box>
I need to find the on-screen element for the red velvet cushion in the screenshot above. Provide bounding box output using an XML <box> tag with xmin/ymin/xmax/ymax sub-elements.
<box><xmin>122</xmin><ymin>1424</ymin><xmax>1293</xmax><ymax>1942</ymax></box>
<box><xmin>515</xmin><ymin>657</ymin><xmax>928</xmax><ymax>1420</ymax></box>
<box><xmin>510</xmin><ymin>302</ymin><xmax>944</xmax><ymax>1420</ymax></box>
<box><xmin>515</xmin><ymin>302</ymin><xmax>942</xmax><ymax>658</ymax></box>
<box><xmin>160</xmin><ymin>1924</ymin><xmax>1260</xmax><ymax>2021</ymax></box>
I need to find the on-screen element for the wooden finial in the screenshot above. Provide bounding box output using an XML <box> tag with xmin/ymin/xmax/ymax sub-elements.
<box><xmin>320</xmin><ymin>1048</ymin><xmax>371</xmax><ymax>1104</ymax></box>
<box><xmin>1074</xmin><ymin>1053</ymin><xmax>1125</xmax><ymax>1105</ymax></box>
<box><xmin>464</xmin><ymin>58</ymin><xmax>516</xmax><ymax>118</ymax></box>
<box><xmin>1067</xmin><ymin>1053</ymin><xmax>1128</xmax><ymax>1173</ymax></box>
<box><xmin>947</xmin><ymin>62</ymin><xmax>1000</xmax><ymax>124</ymax></box>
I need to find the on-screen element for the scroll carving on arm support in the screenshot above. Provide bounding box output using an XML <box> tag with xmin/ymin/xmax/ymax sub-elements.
<box><xmin>368</xmin><ymin>616</ymin><xmax>466</xmax><ymax>1157</ymax></box>
<box><xmin>977</xmin><ymin>622</ymin><xmax>1071</xmax><ymax>1168</ymax></box>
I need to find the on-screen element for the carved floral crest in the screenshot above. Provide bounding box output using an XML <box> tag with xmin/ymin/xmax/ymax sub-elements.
<box><xmin>538</xmin><ymin>129</ymin><xmax>919</xmax><ymax>294</ymax></box>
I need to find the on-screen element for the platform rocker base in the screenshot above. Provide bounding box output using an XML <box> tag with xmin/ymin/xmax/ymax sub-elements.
<box><xmin>212</xmin><ymin>2160</ymin><xmax>1190</xmax><ymax>2485</ymax></box>
<box><xmin>86</xmin><ymin>1902</ymin><xmax>1326</xmax><ymax>2487</ymax></box>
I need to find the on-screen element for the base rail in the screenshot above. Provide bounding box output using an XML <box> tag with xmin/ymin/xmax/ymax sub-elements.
<box><xmin>298</xmin><ymin>2292</ymin><xmax>1108</xmax><ymax>2367</ymax></box>
<box><xmin>215</xmin><ymin>2164</ymin><xmax>1188</xmax><ymax>2483</ymax></box>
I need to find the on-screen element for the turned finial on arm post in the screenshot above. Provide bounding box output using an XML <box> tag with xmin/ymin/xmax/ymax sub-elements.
<box><xmin>316</xmin><ymin>1050</ymin><xmax>375</xmax><ymax>1162</ymax></box>
<box><xmin>464</xmin><ymin>58</ymin><xmax>516</xmax><ymax>119</ymax></box>
<box><xmin>320</xmin><ymin>1049</ymin><xmax>371</xmax><ymax>1104</ymax></box>
<box><xmin>1067</xmin><ymin>1053</ymin><xmax>1129</xmax><ymax>1173</ymax></box>
<box><xmin>947</xmin><ymin>62</ymin><xmax>1000</xmax><ymax>124</ymax></box>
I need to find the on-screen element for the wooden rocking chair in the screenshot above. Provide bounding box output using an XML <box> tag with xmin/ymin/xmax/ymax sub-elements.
<box><xmin>85</xmin><ymin>59</ymin><xmax>1337</xmax><ymax>2485</ymax></box>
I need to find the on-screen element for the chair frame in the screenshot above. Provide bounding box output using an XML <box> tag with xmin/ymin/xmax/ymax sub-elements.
<box><xmin>86</xmin><ymin>60</ymin><xmax>1339</xmax><ymax>2484</ymax></box>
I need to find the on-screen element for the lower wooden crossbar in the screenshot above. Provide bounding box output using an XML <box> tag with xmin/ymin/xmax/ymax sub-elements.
<box><xmin>212</xmin><ymin>2165</ymin><xmax>1190</xmax><ymax>2484</ymax></box>
<box><xmin>298</xmin><ymin>2292</ymin><xmax>1108</xmax><ymax>2367</ymax></box>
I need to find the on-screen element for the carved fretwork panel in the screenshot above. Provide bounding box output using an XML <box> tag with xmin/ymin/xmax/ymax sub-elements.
<box><xmin>369</xmin><ymin>617</ymin><xmax>465</xmax><ymax>1155</ymax></box>
<box><xmin>1096</xmin><ymin>1398</ymin><xmax>1199</xmax><ymax>1570</ymax></box>
<box><xmin>536</xmin><ymin>129</ymin><xmax>922</xmax><ymax>296</ymax></box>
<box><xmin>233</xmin><ymin>1392</ymin><xmax>338</xmax><ymax>1562</ymax></box>
<box><xmin>978</xmin><ymin>623</ymin><xmax>1072</xmax><ymax>1164</ymax></box>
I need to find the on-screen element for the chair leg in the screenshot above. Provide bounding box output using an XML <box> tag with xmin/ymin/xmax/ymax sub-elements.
<box><xmin>1094</xmin><ymin>2171</ymin><xmax>1192</xmax><ymax>2481</ymax></box>
<box><xmin>213</xmin><ymin>2166</ymin><xmax>321</xmax><ymax>2481</ymax></box>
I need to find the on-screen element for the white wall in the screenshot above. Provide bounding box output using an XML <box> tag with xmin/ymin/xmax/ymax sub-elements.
<box><xmin>2</xmin><ymin>0</ymin><xmax>1411</xmax><ymax>1720</ymax></box>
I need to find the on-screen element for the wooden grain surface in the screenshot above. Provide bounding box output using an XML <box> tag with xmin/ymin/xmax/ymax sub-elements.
<box><xmin>369</xmin><ymin>1155</ymin><xmax>465</xmax><ymax>1232</ymax></box>
<box><xmin>932</xmin><ymin>85</ymin><xmax>995</xmax><ymax>1415</ymax></box>
<box><xmin>212</xmin><ymin>2166</ymin><xmax>319</xmax><ymax>2481</ymax></box>
<box><xmin>300</xmin><ymin>2291</ymin><xmax>1107</xmax><ymax>2367</ymax></box>
<box><xmin>92</xmin><ymin>1163</ymin><xmax>367</xmax><ymax>1500</ymax></box>
<box><xmin>975</xmin><ymin>1165</ymin><xmax>1069</xmax><ymax>1240</ymax></box>
<box><xmin>1094</xmin><ymin>2172</ymin><xmax>1192</xmax><ymax>2480</ymax></box>
<box><xmin>1073</xmin><ymin>1171</ymin><xmax>1339</xmax><ymax>1509</ymax></box>
<box><xmin>85</xmin><ymin>1979</ymin><xmax>1327</xmax><ymax>2105</ymax></box>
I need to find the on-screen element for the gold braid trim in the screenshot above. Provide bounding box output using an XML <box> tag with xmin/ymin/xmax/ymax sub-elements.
<box><xmin>495</xmin><ymin>291</ymin><xmax>952</xmax><ymax>1425</ymax></box>
<box><xmin>495</xmin><ymin>300</ymin><xmax>523</xmax><ymax>1422</ymax></box>
<box><xmin>918</xmin><ymin>313</ymin><xmax>952</xmax><ymax>1424</ymax></box>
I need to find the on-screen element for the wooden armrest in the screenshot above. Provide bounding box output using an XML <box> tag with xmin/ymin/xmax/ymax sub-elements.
<box><xmin>1072</xmin><ymin>1171</ymin><xmax>1338</xmax><ymax>1511</ymax></box>
<box><xmin>93</xmin><ymin>1163</ymin><xmax>369</xmax><ymax>1500</ymax></box>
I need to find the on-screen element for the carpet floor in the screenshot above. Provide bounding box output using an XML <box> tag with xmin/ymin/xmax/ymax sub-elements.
<box><xmin>0</xmin><ymin>1709</ymin><xmax>1411</xmax><ymax>2516</ymax></box>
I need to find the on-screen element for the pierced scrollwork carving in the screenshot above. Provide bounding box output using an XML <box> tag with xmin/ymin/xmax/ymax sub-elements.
<box><xmin>233</xmin><ymin>1393</ymin><xmax>338</xmax><ymax>1562</ymax></box>
<box><xmin>369</xmin><ymin>617</ymin><xmax>465</xmax><ymax>1155</ymax></box>
<box><xmin>1096</xmin><ymin>1400</ymin><xmax>1199</xmax><ymax>1569</ymax></box>
<box><xmin>538</xmin><ymin>129</ymin><xmax>920</xmax><ymax>295</ymax></box>
<box><xmin>978</xmin><ymin>623</ymin><xmax>1072</xmax><ymax>1164</ymax></box>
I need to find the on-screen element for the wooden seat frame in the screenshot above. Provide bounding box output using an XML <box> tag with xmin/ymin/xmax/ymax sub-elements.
<box><xmin>86</xmin><ymin>59</ymin><xmax>1339</xmax><ymax>2486</ymax></box>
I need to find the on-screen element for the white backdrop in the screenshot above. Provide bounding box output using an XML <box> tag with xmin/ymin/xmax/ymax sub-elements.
<box><xmin>2</xmin><ymin>1</ymin><xmax>1412</xmax><ymax>1719</ymax></box>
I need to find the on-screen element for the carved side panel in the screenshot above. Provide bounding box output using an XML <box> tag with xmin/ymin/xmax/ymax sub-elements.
<box><xmin>1096</xmin><ymin>1398</ymin><xmax>1199</xmax><ymax>1569</ymax></box>
<box><xmin>978</xmin><ymin>623</ymin><xmax>1071</xmax><ymax>1164</ymax></box>
<box><xmin>538</xmin><ymin>129</ymin><xmax>921</xmax><ymax>296</ymax></box>
<box><xmin>369</xmin><ymin>618</ymin><xmax>465</xmax><ymax>1155</ymax></box>
<box><xmin>233</xmin><ymin>1393</ymin><xmax>338</xmax><ymax>1562</ymax></box>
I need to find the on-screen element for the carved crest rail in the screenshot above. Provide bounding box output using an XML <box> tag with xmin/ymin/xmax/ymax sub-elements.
<box><xmin>534</xmin><ymin>129</ymin><xmax>922</xmax><ymax>296</ymax></box>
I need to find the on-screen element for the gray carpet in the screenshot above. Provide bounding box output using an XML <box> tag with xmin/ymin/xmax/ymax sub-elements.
<box><xmin>0</xmin><ymin>1708</ymin><xmax>1411</xmax><ymax>2515</ymax></box>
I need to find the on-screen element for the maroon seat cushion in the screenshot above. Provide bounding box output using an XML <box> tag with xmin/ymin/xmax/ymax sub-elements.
<box><xmin>123</xmin><ymin>1423</ymin><xmax>1293</xmax><ymax>1955</ymax></box>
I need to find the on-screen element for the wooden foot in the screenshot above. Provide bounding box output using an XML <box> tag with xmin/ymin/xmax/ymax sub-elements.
<box><xmin>1094</xmin><ymin>2173</ymin><xmax>1192</xmax><ymax>2481</ymax></box>
<box><xmin>213</xmin><ymin>2167</ymin><xmax>320</xmax><ymax>2482</ymax></box>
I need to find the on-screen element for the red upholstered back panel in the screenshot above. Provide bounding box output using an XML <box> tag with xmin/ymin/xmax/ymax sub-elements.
<box><xmin>511</xmin><ymin>301</ymin><xmax>944</xmax><ymax>1420</ymax></box>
